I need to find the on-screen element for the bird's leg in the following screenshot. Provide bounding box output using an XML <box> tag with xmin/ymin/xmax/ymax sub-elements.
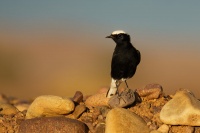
<box><xmin>106</xmin><ymin>78</ymin><xmax>120</xmax><ymax>98</ymax></box>
<box><xmin>118</xmin><ymin>79</ymin><xmax>129</xmax><ymax>98</ymax></box>
<box><xmin>125</xmin><ymin>80</ymin><xmax>129</xmax><ymax>89</ymax></box>
<box><xmin>115</xmin><ymin>80</ymin><xmax>121</xmax><ymax>95</ymax></box>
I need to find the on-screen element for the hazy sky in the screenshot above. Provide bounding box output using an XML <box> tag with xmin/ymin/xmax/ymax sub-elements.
<box><xmin>1</xmin><ymin>1</ymin><xmax>200</xmax><ymax>37</ymax></box>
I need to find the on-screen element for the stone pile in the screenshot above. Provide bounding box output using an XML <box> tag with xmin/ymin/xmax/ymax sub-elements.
<box><xmin>0</xmin><ymin>83</ymin><xmax>200</xmax><ymax>133</ymax></box>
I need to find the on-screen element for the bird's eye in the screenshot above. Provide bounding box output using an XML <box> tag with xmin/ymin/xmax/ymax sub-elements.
<box><xmin>117</xmin><ymin>34</ymin><xmax>123</xmax><ymax>39</ymax></box>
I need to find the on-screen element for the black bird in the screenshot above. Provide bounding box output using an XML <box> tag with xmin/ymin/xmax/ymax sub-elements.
<box><xmin>106</xmin><ymin>30</ymin><xmax>141</xmax><ymax>98</ymax></box>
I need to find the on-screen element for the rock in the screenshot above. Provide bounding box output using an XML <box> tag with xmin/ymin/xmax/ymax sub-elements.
<box><xmin>73</xmin><ymin>104</ymin><xmax>86</xmax><ymax>119</ymax></box>
<box><xmin>108</xmin><ymin>88</ymin><xmax>135</xmax><ymax>108</ymax></box>
<box><xmin>80</xmin><ymin>113</ymin><xmax>94</xmax><ymax>132</ymax></box>
<box><xmin>194</xmin><ymin>127</ymin><xmax>200</xmax><ymax>133</ymax></box>
<box><xmin>72</xmin><ymin>91</ymin><xmax>83</xmax><ymax>103</ymax></box>
<box><xmin>85</xmin><ymin>92</ymin><xmax>109</xmax><ymax>107</ymax></box>
<box><xmin>18</xmin><ymin>117</ymin><xmax>89</xmax><ymax>133</ymax></box>
<box><xmin>136</xmin><ymin>83</ymin><xmax>163</xmax><ymax>100</ymax></box>
<box><xmin>97</xmin><ymin>115</ymin><xmax>104</xmax><ymax>123</ymax></box>
<box><xmin>150</xmin><ymin>130</ymin><xmax>162</xmax><ymax>133</ymax></box>
<box><xmin>26</xmin><ymin>95</ymin><xmax>74</xmax><ymax>119</ymax></box>
<box><xmin>80</xmin><ymin>113</ymin><xmax>93</xmax><ymax>124</ymax></box>
<box><xmin>105</xmin><ymin>108</ymin><xmax>150</xmax><ymax>133</ymax></box>
<box><xmin>92</xmin><ymin>106</ymin><xmax>110</xmax><ymax>122</ymax></box>
<box><xmin>152</xmin><ymin>113</ymin><xmax>163</xmax><ymax>126</ymax></box>
<box><xmin>170</xmin><ymin>125</ymin><xmax>194</xmax><ymax>133</ymax></box>
<box><xmin>157</xmin><ymin>124</ymin><xmax>169</xmax><ymax>133</ymax></box>
<box><xmin>95</xmin><ymin>123</ymin><xmax>105</xmax><ymax>133</ymax></box>
<box><xmin>149</xmin><ymin>122</ymin><xmax>159</xmax><ymax>130</ymax></box>
<box><xmin>160</xmin><ymin>89</ymin><xmax>200</xmax><ymax>126</ymax></box>
<box><xmin>92</xmin><ymin>107</ymin><xmax>101</xmax><ymax>121</ymax></box>
<box><xmin>85</xmin><ymin>122</ymin><xmax>94</xmax><ymax>133</ymax></box>
<box><xmin>98</xmin><ymin>106</ymin><xmax>110</xmax><ymax>118</ymax></box>
<box><xmin>0</xmin><ymin>103</ymin><xmax>18</xmax><ymax>115</ymax></box>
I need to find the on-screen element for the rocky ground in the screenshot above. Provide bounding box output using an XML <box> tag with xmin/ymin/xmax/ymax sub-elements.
<box><xmin>0</xmin><ymin>83</ymin><xmax>200</xmax><ymax>133</ymax></box>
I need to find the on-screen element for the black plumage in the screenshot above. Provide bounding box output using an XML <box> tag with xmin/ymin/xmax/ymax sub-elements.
<box><xmin>106</xmin><ymin>31</ymin><xmax>140</xmax><ymax>81</ymax></box>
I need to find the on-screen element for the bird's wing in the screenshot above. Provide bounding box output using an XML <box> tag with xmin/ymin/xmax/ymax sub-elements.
<box><xmin>136</xmin><ymin>50</ymin><xmax>141</xmax><ymax>65</ymax></box>
<box><xmin>111</xmin><ymin>53</ymin><xmax>127</xmax><ymax>79</ymax></box>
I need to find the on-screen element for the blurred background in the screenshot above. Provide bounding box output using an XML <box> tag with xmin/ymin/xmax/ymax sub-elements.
<box><xmin>0</xmin><ymin>1</ymin><xmax>200</xmax><ymax>99</ymax></box>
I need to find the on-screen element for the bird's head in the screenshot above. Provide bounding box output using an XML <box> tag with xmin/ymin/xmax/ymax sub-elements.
<box><xmin>106</xmin><ymin>30</ymin><xmax>130</xmax><ymax>44</ymax></box>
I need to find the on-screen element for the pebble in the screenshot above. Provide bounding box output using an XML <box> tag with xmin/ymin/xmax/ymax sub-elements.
<box><xmin>157</xmin><ymin>124</ymin><xmax>169</xmax><ymax>133</ymax></box>
<box><xmin>105</xmin><ymin>107</ymin><xmax>150</xmax><ymax>133</ymax></box>
<box><xmin>18</xmin><ymin>117</ymin><xmax>89</xmax><ymax>133</ymax></box>
<box><xmin>149</xmin><ymin>122</ymin><xmax>159</xmax><ymax>130</ymax></box>
<box><xmin>170</xmin><ymin>125</ymin><xmax>194</xmax><ymax>133</ymax></box>
<box><xmin>136</xmin><ymin>83</ymin><xmax>163</xmax><ymax>100</ymax></box>
<box><xmin>95</xmin><ymin>123</ymin><xmax>105</xmax><ymax>133</ymax></box>
<box><xmin>80</xmin><ymin>113</ymin><xmax>94</xmax><ymax>132</ymax></box>
<box><xmin>72</xmin><ymin>91</ymin><xmax>83</xmax><ymax>104</ymax></box>
<box><xmin>92</xmin><ymin>106</ymin><xmax>110</xmax><ymax>122</ymax></box>
<box><xmin>26</xmin><ymin>95</ymin><xmax>74</xmax><ymax>119</ymax></box>
<box><xmin>160</xmin><ymin>89</ymin><xmax>200</xmax><ymax>126</ymax></box>
<box><xmin>0</xmin><ymin>103</ymin><xmax>18</xmax><ymax>115</ymax></box>
<box><xmin>194</xmin><ymin>127</ymin><xmax>200</xmax><ymax>133</ymax></box>
<box><xmin>92</xmin><ymin>107</ymin><xmax>101</xmax><ymax>121</ymax></box>
<box><xmin>85</xmin><ymin>92</ymin><xmax>109</xmax><ymax>107</ymax></box>
<box><xmin>99</xmin><ymin>106</ymin><xmax>110</xmax><ymax>118</ymax></box>
<box><xmin>72</xmin><ymin>104</ymin><xmax>86</xmax><ymax>119</ymax></box>
<box><xmin>150</xmin><ymin>130</ymin><xmax>162</xmax><ymax>133</ymax></box>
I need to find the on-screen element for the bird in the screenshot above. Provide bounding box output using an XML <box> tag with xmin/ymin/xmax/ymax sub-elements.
<box><xmin>106</xmin><ymin>30</ymin><xmax>141</xmax><ymax>98</ymax></box>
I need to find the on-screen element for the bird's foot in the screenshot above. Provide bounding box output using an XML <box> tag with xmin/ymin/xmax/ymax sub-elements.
<box><xmin>108</xmin><ymin>88</ymin><xmax>135</xmax><ymax>108</ymax></box>
<box><xmin>106</xmin><ymin>87</ymin><xmax>118</xmax><ymax>98</ymax></box>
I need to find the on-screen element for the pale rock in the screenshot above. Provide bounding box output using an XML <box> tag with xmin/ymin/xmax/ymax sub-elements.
<box><xmin>26</xmin><ymin>95</ymin><xmax>74</xmax><ymax>119</ymax></box>
<box><xmin>136</xmin><ymin>83</ymin><xmax>163</xmax><ymax>100</ymax></box>
<box><xmin>160</xmin><ymin>89</ymin><xmax>200</xmax><ymax>126</ymax></box>
<box><xmin>85</xmin><ymin>92</ymin><xmax>109</xmax><ymax>107</ymax></box>
<box><xmin>105</xmin><ymin>108</ymin><xmax>150</xmax><ymax>133</ymax></box>
<box><xmin>0</xmin><ymin>103</ymin><xmax>18</xmax><ymax>115</ymax></box>
<box><xmin>157</xmin><ymin>124</ymin><xmax>169</xmax><ymax>133</ymax></box>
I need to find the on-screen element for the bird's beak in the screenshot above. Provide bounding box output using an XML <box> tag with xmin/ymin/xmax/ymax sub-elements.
<box><xmin>106</xmin><ymin>35</ymin><xmax>113</xmax><ymax>38</ymax></box>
